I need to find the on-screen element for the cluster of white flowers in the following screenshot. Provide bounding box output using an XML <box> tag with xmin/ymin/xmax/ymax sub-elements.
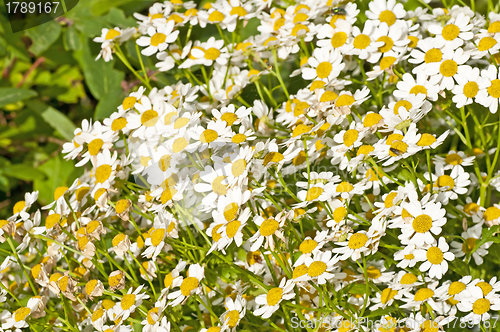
<box><xmin>3</xmin><ymin>0</ymin><xmax>500</xmax><ymax>331</ymax></box>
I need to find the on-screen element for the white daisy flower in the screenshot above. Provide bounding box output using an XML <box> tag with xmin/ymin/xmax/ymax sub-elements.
<box><xmin>111</xmin><ymin>285</ymin><xmax>150</xmax><ymax>321</ymax></box>
<box><xmin>477</xmin><ymin>65</ymin><xmax>500</xmax><ymax>113</ymax></box>
<box><xmin>396</xmin><ymin>191</ymin><xmax>447</xmax><ymax>245</ymax></box>
<box><xmin>427</xmin><ymin>12</ymin><xmax>474</xmax><ymax>50</ymax></box>
<box><xmin>450</xmin><ymin>224</ymin><xmax>492</xmax><ymax>265</ymax></box>
<box><xmin>254</xmin><ymin>278</ymin><xmax>295</xmax><ymax>318</ymax></box>
<box><xmin>414</xmin><ymin>237</ymin><xmax>455</xmax><ymax>279</ymax></box>
<box><xmin>137</xmin><ymin>21</ymin><xmax>180</xmax><ymax>56</ymax></box>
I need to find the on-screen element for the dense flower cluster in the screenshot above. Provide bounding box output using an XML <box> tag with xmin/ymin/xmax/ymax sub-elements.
<box><xmin>2</xmin><ymin>0</ymin><xmax>500</xmax><ymax>331</ymax></box>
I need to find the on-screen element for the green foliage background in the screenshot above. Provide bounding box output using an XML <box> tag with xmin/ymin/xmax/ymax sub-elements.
<box><xmin>0</xmin><ymin>0</ymin><xmax>160</xmax><ymax>217</ymax></box>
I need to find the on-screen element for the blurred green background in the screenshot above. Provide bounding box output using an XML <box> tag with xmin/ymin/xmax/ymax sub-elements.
<box><xmin>0</xmin><ymin>0</ymin><xmax>159</xmax><ymax>217</ymax></box>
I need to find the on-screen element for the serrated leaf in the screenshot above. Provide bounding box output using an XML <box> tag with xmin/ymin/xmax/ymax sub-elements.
<box><xmin>40</xmin><ymin>106</ymin><xmax>76</xmax><ymax>141</ymax></box>
<box><xmin>25</xmin><ymin>20</ymin><xmax>62</xmax><ymax>56</ymax></box>
<box><xmin>0</xmin><ymin>88</ymin><xmax>37</xmax><ymax>108</ymax></box>
<box><xmin>2</xmin><ymin>164</ymin><xmax>46</xmax><ymax>181</ymax></box>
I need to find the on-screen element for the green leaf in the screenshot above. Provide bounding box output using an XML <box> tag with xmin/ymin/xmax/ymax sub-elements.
<box><xmin>473</xmin><ymin>225</ymin><xmax>500</xmax><ymax>253</ymax></box>
<box><xmin>63</xmin><ymin>25</ymin><xmax>82</xmax><ymax>51</ymax></box>
<box><xmin>34</xmin><ymin>155</ymin><xmax>77</xmax><ymax>205</ymax></box>
<box><xmin>0</xmin><ymin>88</ymin><xmax>37</xmax><ymax>108</ymax></box>
<box><xmin>2</xmin><ymin>164</ymin><xmax>46</xmax><ymax>181</ymax></box>
<box><xmin>90</xmin><ymin>0</ymin><xmax>135</xmax><ymax>16</ymax></box>
<box><xmin>25</xmin><ymin>20</ymin><xmax>62</xmax><ymax>56</ymax></box>
<box><xmin>40</xmin><ymin>106</ymin><xmax>77</xmax><ymax>141</ymax></box>
<box><xmin>73</xmin><ymin>38</ymin><xmax>124</xmax><ymax>100</ymax></box>
<box><xmin>0</xmin><ymin>174</ymin><xmax>9</xmax><ymax>192</ymax></box>
<box><xmin>105</xmin><ymin>8</ymin><xmax>137</xmax><ymax>28</ymax></box>
<box><xmin>94</xmin><ymin>88</ymin><xmax>124</xmax><ymax>120</ymax></box>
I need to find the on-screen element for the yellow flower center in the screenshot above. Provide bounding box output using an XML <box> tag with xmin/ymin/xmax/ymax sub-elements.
<box><xmin>488</xmin><ymin>21</ymin><xmax>500</xmax><ymax>34</ymax></box>
<box><xmin>14</xmin><ymin>307</ymin><xmax>31</xmax><ymax>322</ymax></box>
<box><xmin>115</xmin><ymin>199</ymin><xmax>131</xmax><ymax>214</ymax></box>
<box><xmin>204</xmin><ymin>48</ymin><xmax>221</xmax><ymax>60</ymax></box>
<box><xmin>141</xmin><ymin>110</ymin><xmax>159</xmax><ymax>127</ymax></box>
<box><xmin>425</xmin><ymin>48</ymin><xmax>443</xmax><ymax>63</ymax></box>
<box><xmin>232</xmin><ymin>133</ymin><xmax>246</xmax><ymax>144</ymax></box>
<box><xmin>105</xmin><ymin>29</ymin><xmax>120</xmax><ymax>40</ymax></box>
<box><xmin>112</xmin><ymin>233</ymin><xmax>126</xmax><ymax>247</ymax></box>
<box><xmin>331</xmin><ymin>32</ymin><xmax>347</xmax><ymax>48</ymax></box>
<box><xmin>442</xmin><ymin>24</ymin><xmax>460</xmax><ymax>41</ymax></box>
<box><xmin>448</xmin><ymin>281</ymin><xmax>466</xmax><ymax>295</ymax></box>
<box><xmin>427</xmin><ymin>246</ymin><xmax>444</xmax><ymax>264</ymax></box>
<box><xmin>380</xmin><ymin>288</ymin><xmax>398</xmax><ymax>304</ymax></box>
<box><xmin>417</xmin><ymin>133</ymin><xmax>437</xmax><ymax>147</ymax></box>
<box><xmin>13</xmin><ymin>200</ymin><xmax>26</xmax><ymax>214</ymax></box>
<box><xmin>200</xmin><ymin>129</ymin><xmax>218</xmax><ymax>143</ymax></box>
<box><xmin>95</xmin><ymin>164</ymin><xmax>112</xmax><ymax>183</ymax></box>
<box><xmin>308</xmin><ymin>261</ymin><xmax>327</xmax><ymax>277</ymax></box>
<box><xmin>306</xmin><ymin>187</ymin><xmax>324</xmax><ymax>201</ymax></box>
<box><xmin>231</xmin><ymin>159</ymin><xmax>246</xmax><ymax>177</ymax></box>
<box><xmin>85</xmin><ymin>280</ymin><xmax>98</xmax><ymax>294</ymax></box>
<box><xmin>212</xmin><ymin>176</ymin><xmax>228</xmax><ymax>195</ymax></box>
<box><xmin>353</xmin><ymin>34</ymin><xmax>371</xmax><ymax>49</ymax></box>
<box><xmin>462</xmin><ymin>81</ymin><xmax>479</xmax><ymax>98</ymax></box>
<box><xmin>484</xmin><ymin>206</ymin><xmax>500</xmax><ymax>221</ymax></box>
<box><xmin>230</xmin><ymin>6</ymin><xmax>247</xmax><ymax>16</ymax></box>
<box><xmin>380</xmin><ymin>56</ymin><xmax>396</xmax><ymax>70</ymax></box>
<box><xmin>367</xmin><ymin>266</ymin><xmax>381</xmax><ymax>279</ymax></box>
<box><xmin>150</xmin><ymin>33</ymin><xmax>167</xmax><ymax>46</ymax></box>
<box><xmin>348</xmin><ymin>233</ymin><xmax>368</xmax><ymax>249</ymax></box>
<box><xmin>476</xmin><ymin>281</ymin><xmax>493</xmax><ymax>296</ymax></box>
<box><xmin>478</xmin><ymin>37</ymin><xmax>497</xmax><ymax>51</ymax></box>
<box><xmin>147</xmin><ymin>307</ymin><xmax>160</xmax><ymax>325</ymax></box>
<box><xmin>335</xmin><ymin>95</ymin><xmax>355</xmax><ymax>107</ymax></box>
<box><xmin>263</xmin><ymin>152</ymin><xmax>284</xmax><ymax>166</ymax></box>
<box><xmin>336</xmin><ymin>181</ymin><xmax>354</xmax><ymax>192</ymax></box>
<box><xmin>267</xmin><ymin>287</ymin><xmax>284</xmax><ymax>306</ymax></box>
<box><xmin>439</xmin><ymin>59</ymin><xmax>457</xmax><ymax>77</ymax></box>
<box><xmin>343</xmin><ymin>129</ymin><xmax>359</xmax><ymax>147</ymax></box>
<box><xmin>379</xmin><ymin>10</ymin><xmax>396</xmax><ymax>26</ymax></box>
<box><xmin>412</xmin><ymin>214</ymin><xmax>432</xmax><ymax>233</ymax></box>
<box><xmin>333</xmin><ymin>206</ymin><xmax>347</xmax><ymax>222</ymax></box>
<box><xmin>409</xmin><ymin>85</ymin><xmax>427</xmax><ymax>96</ymax></box>
<box><xmin>121</xmin><ymin>294</ymin><xmax>136</xmax><ymax>310</ymax></box>
<box><xmin>180</xmin><ymin>277</ymin><xmax>199</xmax><ymax>296</ymax></box>
<box><xmin>260</xmin><ymin>218</ymin><xmax>279</xmax><ymax>236</ymax></box>
<box><xmin>377</xmin><ymin>36</ymin><xmax>394</xmax><ymax>53</ymax></box>
<box><xmin>436</xmin><ymin>175</ymin><xmax>455</xmax><ymax>190</ymax></box>
<box><xmin>316</xmin><ymin>62</ymin><xmax>332</xmax><ymax>79</ymax></box>
<box><xmin>400</xmin><ymin>272</ymin><xmax>417</xmax><ymax>285</ymax></box>
<box><xmin>487</xmin><ymin>79</ymin><xmax>500</xmax><ymax>98</ymax></box>
<box><xmin>226</xmin><ymin>220</ymin><xmax>241</xmax><ymax>238</ymax></box>
<box><xmin>473</xmin><ymin>298</ymin><xmax>491</xmax><ymax>315</ymax></box>
<box><xmin>151</xmin><ymin>228</ymin><xmax>166</xmax><ymax>246</ymax></box>
<box><xmin>414</xmin><ymin>288</ymin><xmax>434</xmax><ymax>302</ymax></box>
<box><xmin>208</xmin><ymin>10</ymin><xmax>225</xmax><ymax>22</ymax></box>
<box><xmin>300</xmin><ymin>239</ymin><xmax>318</xmax><ymax>254</ymax></box>
<box><xmin>225</xmin><ymin>310</ymin><xmax>240</xmax><ymax>327</ymax></box>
